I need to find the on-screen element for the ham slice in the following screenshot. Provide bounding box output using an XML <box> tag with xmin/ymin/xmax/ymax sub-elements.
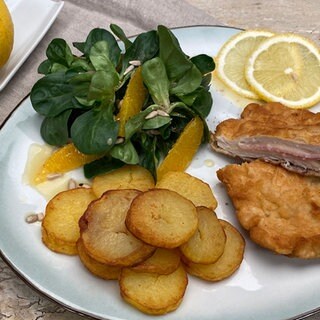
<box><xmin>211</xmin><ymin>102</ymin><xmax>320</xmax><ymax>176</ymax></box>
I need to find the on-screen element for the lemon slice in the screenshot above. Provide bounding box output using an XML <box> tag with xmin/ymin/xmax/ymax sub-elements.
<box><xmin>245</xmin><ymin>34</ymin><xmax>320</xmax><ymax>109</ymax></box>
<box><xmin>215</xmin><ymin>29</ymin><xmax>274</xmax><ymax>99</ymax></box>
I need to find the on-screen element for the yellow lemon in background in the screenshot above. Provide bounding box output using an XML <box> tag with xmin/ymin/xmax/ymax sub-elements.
<box><xmin>0</xmin><ymin>0</ymin><xmax>14</xmax><ymax>68</ymax></box>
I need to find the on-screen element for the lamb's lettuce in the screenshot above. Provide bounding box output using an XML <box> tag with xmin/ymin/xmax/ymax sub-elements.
<box><xmin>30</xmin><ymin>24</ymin><xmax>215</xmax><ymax>179</ymax></box>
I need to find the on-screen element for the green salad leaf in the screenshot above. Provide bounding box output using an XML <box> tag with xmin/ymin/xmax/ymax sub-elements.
<box><xmin>30</xmin><ymin>24</ymin><xmax>215</xmax><ymax>179</ymax></box>
<box><xmin>141</xmin><ymin>57</ymin><xmax>170</xmax><ymax>109</ymax></box>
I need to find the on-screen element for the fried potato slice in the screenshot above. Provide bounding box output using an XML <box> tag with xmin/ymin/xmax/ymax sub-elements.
<box><xmin>119</xmin><ymin>264</ymin><xmax>188</xmax><ymax>315</ymax></box>
<box><xmin>126</xmin><ymin>189</ymin><xmax>198</xmax><ymax>248</ymax></box>
<box><xmin>77</xmin><ymin>239</ymin><xmax>121</xmax><ymax>280</ymax></box>
<box><xmin>130</xmin><ymin>248</ymin><xmax>180</xmax><ymax>275</ymax></box>
<box><xmin>92</xmin><ymin>165</ymin><xmax>155</xmax><ymax>198</ymax></box>
<box><xmin>183</xmin><ymin>220</ymin><xmax>245</xmax><ymax>281</ymax></box>
<box><xmin>156</xmin><ymin>171</ymin><xmax>217</xmax><ymax>210</ymax></box>
<box><xmin>42</xmin><ymin>188</ymin><xmax>96</xmax><ymax>255</ymax></box>
<box><xmin>79</xmin><ymin>189</ymin><xmax>155</xmax><ymax>266</ymax></box>
<box><xmin>180</xmin><ymin>206</ymin><xmax>226</xmax><ymax>264</ymax></box>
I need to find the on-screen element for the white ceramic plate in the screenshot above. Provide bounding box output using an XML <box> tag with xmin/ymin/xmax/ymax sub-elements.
<box><xmin>0</xmin><ymin>0</ymin><xmax>64</xmax><ymax>91</ymax></box>
<box><xmin>1</xmin><ymin>26</ymin><xmax>320</xmax><ymax>320</ymax></box>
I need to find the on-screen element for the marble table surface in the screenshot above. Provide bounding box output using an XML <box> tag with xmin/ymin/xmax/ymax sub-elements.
<box><xmin>1</xmin><ymin>1</ymin><xmax>319</xmax><ymax>319</ymax></box>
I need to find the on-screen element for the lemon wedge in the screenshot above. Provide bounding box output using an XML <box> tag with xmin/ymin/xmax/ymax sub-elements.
<box><xmin>245</xmin><ymin>34</ymin><xmax>320</xmax><ymax>109</ymax></box>
<box><xmin>0</xmin><ymin>0</ymin><xmax>14</xmax><ymax>68</ymax></box>
<box><xmin>215</xmin><ymin>30</ymin><xmax>274</xmax><ymax>99</ymax></box>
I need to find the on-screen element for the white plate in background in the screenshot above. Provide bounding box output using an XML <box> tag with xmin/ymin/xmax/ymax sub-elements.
<box><xmin>0</xmin><ymin>0</ymin><xmax>64</xmax><ymax>91</ymax></box>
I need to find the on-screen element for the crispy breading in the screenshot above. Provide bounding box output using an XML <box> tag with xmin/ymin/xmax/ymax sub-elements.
<box><xmin>217</xmin><ymin>160</ymin><xmax>320</xmax><ymax>258</ymax></box>
<box><xmin>211</xmin><ymin>102</ymin><xmax>320</xmax><ymax>176</ymax></box>
<box><xmin>214</xmin><ymin>102</ymin><xmax>320</xmax><ymax>143</ymax></box>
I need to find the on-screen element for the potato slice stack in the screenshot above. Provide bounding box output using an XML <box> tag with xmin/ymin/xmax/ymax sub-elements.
<box><xmin>40</xmin><ymin>166</ymin><xmax>245</xmax><ymax>315</ymax></box>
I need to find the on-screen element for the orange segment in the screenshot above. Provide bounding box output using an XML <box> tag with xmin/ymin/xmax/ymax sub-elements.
<box><xmin>34</xmin><ymin>143</ymin><xmax>101</xmax><ymax>184</ymax></box>
<box><xmin>117</xmin><ymin>67</ymin><xmax>148</xmax><ymax>137</ymax></box>
<box><xmin>156</xmin><ymin>116</ymin><xmax>204</xmax><ymax>181</ymax></box>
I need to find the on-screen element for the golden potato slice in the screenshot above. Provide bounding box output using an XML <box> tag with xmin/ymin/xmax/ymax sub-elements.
<box><xmin>42</xmin><ymin>188</ymin><xmax>96</xmax><ymax>255</ymax></box>
<box><xmin>180</xmin><ymin>206</ymin><xmax>226</xmax><ymax>264</ymax></box>
<box><xmin>79</xmin><ymin>189</ymin><xmax>155</xmax><ymax>266</ymax></box>
<box><xmin>131</xmin><ymin>248</ymin><xmax>180</xmax><ymax>275</ymax></box>
<box><xmin>42</xmin><ymin>228</ymin><xmax>75</xmax><ymax>255</ymax></box>
<box><xmin>92</xmin><ymin>165</ymin><xmax>155</xmax><ymax>198</ymax></box>
<box><xmin>126</xmin><ymin>189</ymin><xmax>198</xmax><ymax>248</ymax></box>
<box><xmin>119</xmin><ymin>264</ymin><xmax>188</xmax><ymax>315</ymax></box>
<box><xmin>183</xmin><ymin>220</ymin><xmax>245</xmax><ymax>281</ymax></box>
<box><xmin>156</xmin><ymin>171</ymin><xmax>217</xmax><ymax>210</ymax></box>
<box><xmin>76</xmin><ymin>239</ymin><xmax>121</xmax><ymax>280</ymax></box>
